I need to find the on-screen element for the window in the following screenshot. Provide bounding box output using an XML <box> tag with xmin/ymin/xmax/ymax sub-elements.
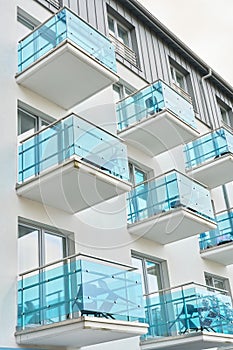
<box><xmin>34</xmin><ymin>0</ymin><xmax>62</xmax><ymax>11</ymax></box>
<box><xmin>132</xmin><ymin>254</ymin><xmax>165</xmax><ymax>295</ymax></box>
<box><xmin>18</xmin><ymin>221</ymin><xmax>72</xmax><ymax>274</ymax></box>
<box><xmin>107</xmin><ymin>9</ymin><xmax>138</xmax><ymax>67</ymax></box>
<box><xmin>170</xmin><ymin>65</ymin><xmax>187</xmax><ymax>91</ymax></box>
<box><xmin>205</xmin><ymin>273</ymin><xmax>230</xmax><ymax>294</ymax></box>
<box><xmin>129</xmin><ymin>162</ymin><xmax>148</xmax><ymax>186</ymax></box>
<box><xmin>128</xmin><ymin>162</ymin><xmax>153</xmax><ymax>222</ymax></box>
<box><xmin>217</xmin><ymin>99</ymin><xmax>233</xmax><ymax>128</ymax></box>
<box><xmin>17</xmin><ymin>7</ymin><xmax>40</xmax><ymax>30</ymax></box>
<box><xmin>108</xmin><ymin>15</ymin><xmax>131</xmax><ymax>47</ymax></box>
<box><xmin>131</xmin><ymin>253</ymin><xmax>169</xmax><ymax>336</ymax></box>
<box><xmin>18</xmin><ymin>104</ymin><xmax>53</xmax><ymax>141</ymax></box>
<box><xmin>113</xmin><ymin>83</ymin><xmax>134</xmax><ymax>102</ymax></box>
<box><xmin>169</xmin><ymin>59</ymin><xmax>194</xmax><ymax>104</ymax></box>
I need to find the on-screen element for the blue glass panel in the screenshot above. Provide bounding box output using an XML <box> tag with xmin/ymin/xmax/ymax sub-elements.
<box><xmin>18</xmin><ymin>8</ymin><xmax>116</xmax><ymax>73</ymax></box>
<box><xmin>116</xmin><ymin>80</ymin><xmax>196</xmax><ymax>131</ymax></box>
<box><xmin>18</xmin><ymin>114</ymin><xmax>129</xmax><ymax>183</ymax></box>
<box><xmin>18</xmin><ymin>10</ymin><xmax>68</xmax><ymax>72</ymax></box>
<box><xmin>199</xmin><ymin>209</ymin><xmax>233</xmax><ymax>250</ymax></box>
<box><xmin>144</xmin><ymin>283</ymin><xmax>233</xmax><ymax>340</ymax></box>
<box><xmin>17</xmin><ymin>258</ymin><xmax>145</xmax><ymax>330</ymax></box>
<box><xmin>66</xmin><ymin>11</ymin><xmax>116</xmax><ymax>72</ymax></box>
<box><xmin>185</xmin><ymin>128</ymin><xmax>233</xmax><ymax>169</ymax></box>
<box><xmin>127</xmin><ymin>171</ymin><xmax>214</xmax><ymax>225</ymax></box>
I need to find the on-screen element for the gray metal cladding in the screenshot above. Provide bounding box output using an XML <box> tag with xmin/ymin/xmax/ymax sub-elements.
<box><xmin>43</xmin><ymin>0</ymin><xmax>233</xmax><ymax>129</ymax></box>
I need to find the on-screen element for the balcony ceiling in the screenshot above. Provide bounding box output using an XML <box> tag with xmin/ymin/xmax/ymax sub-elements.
<box><xmin>201</xmin><ymin>242</ymin><xmax>233</xmax><ymax>265</ymax></box>
<box><xmin>186</xmin><ymin>154</ymin><xmax>233</xmax><ymax>188</ymax></box>
<box><xmin>16</xmin><ymin>158</ymin><xmax>131</xmax><ymax>213</ymax></box>
<box><xmin>118</xmin><ymin>110</ymin><xmax>199</xmax><ymax>157</ymax></box>
<box><xmin>128</xmin><ymin>208</ymin><xmax>216</xmax><ymax>244</ymax></box>
<box><xmin>16</xmin><ymin>316</ymin><xmax>148</xmax><ymax>347</ymax></box>
<box><xmin>141</xmin><ymin>331</ymin><xmax>233</xmax><ymax>350</ymax></box>
<box><xmin>16</xmin><ymin>41</ymin><xmax>118</xmax><ymax>109</ymax></box>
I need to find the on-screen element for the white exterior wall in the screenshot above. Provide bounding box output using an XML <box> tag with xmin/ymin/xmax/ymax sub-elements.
<box><xmin>0</xmin><ymin>1</ymin><xmax>233</xmax><ymax>349</ymax></box>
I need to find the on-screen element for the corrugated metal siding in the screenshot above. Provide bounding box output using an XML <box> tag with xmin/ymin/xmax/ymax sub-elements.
<box><xmin>40</xmin><ymin>0</ymin><xmax>232</xmax><ymax>129</ymax></box>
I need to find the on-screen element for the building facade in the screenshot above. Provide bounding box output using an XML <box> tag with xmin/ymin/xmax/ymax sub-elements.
<box><xmin>1</xmin><ymin>0</ymin><xmax>233</xmax><ymax>349</ymax></box>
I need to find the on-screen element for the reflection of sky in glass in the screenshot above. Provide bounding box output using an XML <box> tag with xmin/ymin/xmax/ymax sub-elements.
<box><xmin>18</xmin><ymin>228</ymin><xmax>39</xmax><ymax>274</ymax></box>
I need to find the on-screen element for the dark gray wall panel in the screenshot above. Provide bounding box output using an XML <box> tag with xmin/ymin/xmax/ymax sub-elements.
<box><xmin>59</xmin><ymin>0</ymin><xmax>233</xmax><ymax>128</ymax></box>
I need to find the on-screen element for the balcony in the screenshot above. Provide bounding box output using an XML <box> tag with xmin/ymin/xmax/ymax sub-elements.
<box><xmin>16</xmin><ymin>7</ymin><xmax>118</xmax><ymax>109</ymax></box>
<box><xmin>141</xmin><ymin>282</ymin><xmax>233</xmax><ymax>350</ymax></box>
<box><xmin>116</xmin><ymin>80</ymin><xmax>199</xmax><ymax>156</ymax></box>
<box><xmin>16</xmin><ymin>113</ymin><xmax>131</xmax><ymax>213</ymax></box>
<box><xmin>15</xmin><ymin>254</ymin><xmax>148</xmax><ymax>347</ymax></box>
<box><xmin>127</xmin><ymin>171</ymin><xmax>216</xmax><ymax>244</ymax></box>
<box><xmin>184</xmin><ymin>128</ymin><xmax>233</xmax><ymax>188</ymax></box>
<box><xmin>200</xmin><ymin>209</ymin><xmax>233</xmax><ymax>265</ymax></box>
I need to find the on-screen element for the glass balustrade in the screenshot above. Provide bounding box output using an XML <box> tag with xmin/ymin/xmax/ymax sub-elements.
<box><xmin>18</xmin><ymin>114</ymin><xmax>129</xmax><ymax>183</ymax></box>
<box><xmin>143</xmin><ymin>282</ymin><xmax>233</xmax><ymax>340</ymax></box>
<box><xmin>18</xmin><ymin>7</ymin><xmax>117</xmax><ymax>73</ymax></box>
<box><xmin>185</xmin><ymin>128</ymin><xmax>233</xmax><ymax>170</ymax></box>
<box><xmin>199</xmin><ymin>209</ymin><xmax>233</xmax><ymax>250</ymax></box>
<box><xmin>127</xmin><ymin>171</ymin><xmax>214</xmax><ymax>225</ymax></box>
<box><xmin>17</xmin><ymin>254</ymin><xmax>145</xmax><ymax>331</ymax></box>
<box><xmin>116</xmin><ymin>80</ymin><xmax>196</xmax><ymax>131</ymax></box>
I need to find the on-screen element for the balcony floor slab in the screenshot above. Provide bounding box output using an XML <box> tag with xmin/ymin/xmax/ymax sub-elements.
<box><xmin>201</xmin><ymin>242</ymin><xmax>233</xmax><ymax>265</ymax></box>
<box><xmin>16</xmin><ymin>41</ymin><xmax>118</xmax><ymax>109</ymax></box>
<box><xmin>186</xmin><ymin>154</ymin><xmax>233</xmax><ymax>188</ymax></box>
<box><xmin>118</xmin><ymin>110</ymin><xmax>199</xmax><ymax>156</ymax></box>
<box><xmin>141</xmin><ymin>331</ymin><xmax>233</xmax><ymax>350</ymax></box>
<box><xmin>15</xmin><ymin>316</ymin><xmax>148</xmax><ymax>347</ymax></box>
<box><xmin>16</xmin><ymin>158</ymin><xmax>131</xmax><ymax>213</ymax></box>
<box><xmin>128</xmin><ymin>208</ymin><xmax>216</xmax><ymax>244</ymax></box>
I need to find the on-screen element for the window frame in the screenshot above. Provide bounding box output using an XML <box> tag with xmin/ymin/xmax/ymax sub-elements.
<box><xmin>129</xmin><ymin>161</ymin><xmax>149</xmax><ymax>187</ymax></box>
<box><xmin>217</xmin><ymin>99</ymin><xmax>233</xmax><ymax>128</ymax></box>
<box><xmin>131</xmin><ymin>253</ymin><xmax>166</xmax><ymax>295</ymax></box>
<box><xmin>17</xmin><ymin>103</ymin><xmax>54</xmax><ymax>140</ymax></box>
<box><xmin>168</xmin><ymin>58</ymin><xmax>195</xmax><ymax>106</ymax></box>
<box><xmin>107</xmin><ymin>6</ymin><xmax>139</xmax><ymax>67</ymax></box>
<box><xmin>17</xmin><ymin>7</ymin><xmax>40</xmax><ymax>30</ymax></box>
<box><xmin>170</xmin><ymin>64</ymin><xmax>187</xmax><ymax>92</ymax></box>
<box><xmin>18</xmin><ymin>221</ymin><xmax>71</xmax><ymax>274</ymax></box>
<box><xmin>113</xmin><ymin>83</ymin><xmax>134</xmax><ymax>102</ymax></box>
<box><xmin>204</xmin><ymin>272</ymin><xmax>230</xmax><ymax>294</ymax></box>
<box><xmin>18</xmin><ymin>219</ymin><xmax>74</xmax><ymax>326</ymax></box>
<box><xmin>107</xmin><ymin>14</ymin><xmax>132</xmax><ymax>48</ymax></box>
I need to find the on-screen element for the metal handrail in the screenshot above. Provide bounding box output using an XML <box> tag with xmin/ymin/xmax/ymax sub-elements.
<box><xmin>144</xmin><ymin>281</ymin><xmax>231</xmax><ymax>297</ymax></box>
<box><xmin>215</xmin><ymin>207</ymin><xmax>233</xmax><ymax>216</ymax></box>
<box><xmin>19</xmin><ymin>252</ymin><xmax>137</xmax><ymax>277</ymax></box>
<box><xmin>19</xmin><ymin>112</ymin><xmax>124</xmax><ymax>144</ymax></box>
<box><xmin>129</xmin><ymin>168</ymin><xmax>208</xmax><ymax>190</ymax></box>
<box><xmin>18</xmin><ymin>6</ymin><xmax>112</xmax><ymax>44</ymax></box>
<box><xmin>116</xmin><ymin>78</ymin><xmax>194</xmax><ymax>106</ymax></box>
<box><xmin>185</xmin><ymin>125</ymin><xmax>233</xmax><ymax>144</ymax></box>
